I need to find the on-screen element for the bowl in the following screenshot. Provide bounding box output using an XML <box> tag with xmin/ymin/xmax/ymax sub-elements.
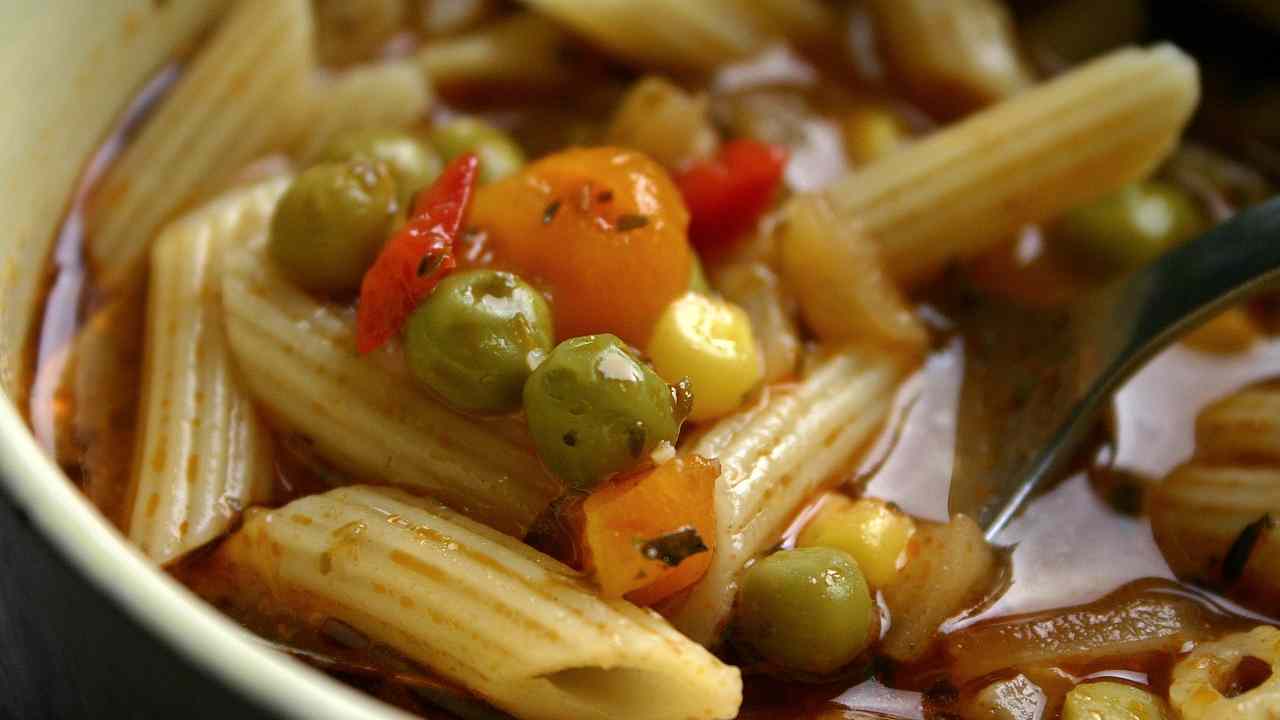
<box><xmin>0</xmin><ymin>2</ymin><xmax>1275</xmax><ymax>718</ymax></box>
<box><xmin>0</xmin><ymin>3</ymin><xmax>398</xmax><ymax>717</ymax></box>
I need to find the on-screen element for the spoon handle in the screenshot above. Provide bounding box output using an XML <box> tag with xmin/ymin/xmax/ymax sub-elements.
<box><xmin>982</xmin><ymin>196</ymin><xmax>1280</xmax><ymax>540</ymax></box>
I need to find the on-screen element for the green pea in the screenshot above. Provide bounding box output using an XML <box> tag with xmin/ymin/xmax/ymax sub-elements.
<box><xmin>316</xmin><ymin>128</ymin><xmax>443</xmax><ymax>207</ymax></box>
<box><xmin>1055</xmin><ymin>181</ymin><xmax>1208</xmax><ymax>273</ymax></box>
<box><xmin>428</xmin><ymin>118</ymin><xmax>526</xmax><ymax>184</ymax></box>
<box><xmin>405</xmin><ymin>270</ymin><xmax>554</xmax><ymax>413</ymax></box>
<box><xmin>269</xmin><ymin>160</ymin><xmax>398</xmax><ymax>294</ymax></box>
<box><xmin>523</xmin><ymin>335</ymin><xmax>681</xmax><ymax>491</ymax></box>
<box><xmin>733</xmin><ymin>547</ymin><xmax>875</xmax><ymax>677</ymax></box>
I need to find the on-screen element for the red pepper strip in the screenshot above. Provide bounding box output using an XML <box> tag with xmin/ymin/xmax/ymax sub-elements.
<box><xmin>356</xmin><ymin>153</ymin><xmax>480</xmax><ymax>354</ymax></box>
<box><xmin>674</xmin><ymin>139</ymin><xmax>788</xmax><ymax>253</ymax></box>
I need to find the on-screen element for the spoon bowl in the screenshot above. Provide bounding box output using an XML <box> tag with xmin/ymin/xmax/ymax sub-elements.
<box><xmin>953</xmin><ymin>197</ymin><xmax>1280</xmax><ymax>539</ymax></box>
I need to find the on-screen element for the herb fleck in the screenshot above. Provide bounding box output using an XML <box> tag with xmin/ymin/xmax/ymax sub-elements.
<box><xmin>626</xmin><ymin>421</ymin><xmax>646</xmax><ymax>458</ymax></box>
<box><xmin>1224</xmin><ymin>513</ymin><xmax>1274</xmax><ymax>583</ymax></box>
<box><xmin>616</xmin><ymin>214</ymin><xmax>649</xmax><ymax>231</ymax></box>
<box><xmin>417</xmin><ymin>254</ymin><xmax>445</xmax><ymax>277</ymax></box>
<box><xmin>562</xmin><ymin>431</ymin><xmax>577</xmax><ymax>447</ymax></box>
<box><xmin>671</xmin><ymin>377</ymin><xmax>694</xmax><ymax>422</ymax></box>
<box><xmin>543</xmin><ymin>200</ymin><xmax>562</xmax><ymax>224</ymax></box>
<box><xmin>640</xmin><ymin>527</ymin><xmax>708</xmax><ymax>567</ymax></box>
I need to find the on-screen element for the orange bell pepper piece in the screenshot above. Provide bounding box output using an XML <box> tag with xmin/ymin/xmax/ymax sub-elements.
<box><xmin>581</xmin><ymin>455</ymin><xmax>719</xmax><ymax>606</ymax></box>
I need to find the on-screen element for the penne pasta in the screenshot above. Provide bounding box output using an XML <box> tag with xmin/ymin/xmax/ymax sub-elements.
<box><xmin>666</xmin><ymin>347</ymin><xmax>906</xmax><ymax>645</ymax></box>
<box><xmin>827</xmin><ymin>45</ymin><xmax>1199</xmax><ymax>286</ymax></box>
<box><xmin>87</xmin><ymin>0</ymin><xmax>313</xmax><ymax>294</ymax></box>
<box><xmin>125</xmin><ymin>178</ymin><xmax>288</xmax><ymax>565</ymax></box>
<box><xmin>867</xmin><ymin>0</ymin><xmax>1034</xmax><ymax>116</ymax></box>
<box><xmin>417</xmin><ymin>12</ymin><xmax>575</xmax><ymax>93</ymax></box>
<box><xmin>516</xmin><ymin>0</ymin><xmax>834</xmax><ymax>71</ymax></box>
<box><xmin>1150</xmin><ymin>383</ymin><xmax>1280</xmax><ymax>607</ymax></box>
<box><xmin>221</xmin><ymin>241</ymin><xmax>562</xmax><ymax>538</ymax></box>
<box><xmin>295</xmin><ymin>60</ymin><xmax>434</xmax><ymax>161</ymax></box>
<box><xmin>1193</xmin><ymin>382</ymin><xmax>1280</xmax><ymax>462</ymax></box>
<box><xmin>210</xmin><ymin>485</ymin><xmax>743</xmax><ymax>720</ymax></box>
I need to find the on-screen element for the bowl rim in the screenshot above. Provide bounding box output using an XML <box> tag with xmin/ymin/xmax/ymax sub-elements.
<box><xmin>0</xmin><ymin>395</ymin><xmax>411</xmax><ymax>719</ymax></box>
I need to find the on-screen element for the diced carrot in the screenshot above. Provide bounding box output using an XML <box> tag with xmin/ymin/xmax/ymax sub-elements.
<box><xmin>581</xmin><ymin>455</ymin><xmax>719</xmax><ymax>606</ymax></box>
<box><xmin>468</xmin><ymin>147</ymin><xmax>692</xmax><ymax>347</ymax></box>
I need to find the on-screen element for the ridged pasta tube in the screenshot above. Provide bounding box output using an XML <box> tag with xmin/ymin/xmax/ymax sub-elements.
<box><xmin>516</xmin><ymin>0</ymin><xmax>836</xmax><ymax>71</ymax></box>
<box><xmin>125</xmin><ymin>178</ymin><xmax>288</xmax><ymax>565</ymax></box>
<box><xmin>826</xmin><ymin>45</ymin><xmax>1199</xmax><ymax>285</ymax></box>
<box><xmin>1170</xmin><ymin>626</ymin><xmax>1280</xmax><ymax>720</ymax></box>
<box><xmin>87</xmin><ymin>0</ymin><xmax>313</xmax><ymax>293</ymax></box>
<box><xmin>213</xmin><ymin>485</ymin><xmax>743</xmax><ymax>720</ymax></box>
<box><xmin>221</xmin><ymin>242</ymin><xmax>562</xmax><ymax>537</ymax></box>
<box><xmin>417</xmin><ymin>13</ymin><xmax>575</xmax><ymax>92</ymax></box>
<box><xmin>295</xmin><ymin>60</ymin><xmax>433</xmax><ymax>161</ymax></box>
<box><xmin>666</xmin><ymin>348</ymin><xmax>905</xmax><ymax>645</ymax></box>
<box><xmin>1150</xmin><ymin>385</ymin><xmax>1280</xmax><ymax>604</ymax></box>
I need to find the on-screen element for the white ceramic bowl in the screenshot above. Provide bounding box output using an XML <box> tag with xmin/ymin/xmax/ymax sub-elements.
<box><xmin>0</xmin><ymin>4</ymin><xmax>401</xmax><ymax>717</ymax></box>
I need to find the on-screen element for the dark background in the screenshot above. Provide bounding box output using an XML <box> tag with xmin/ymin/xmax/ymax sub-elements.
<box><xmin>0</xmin><ymin>3</ymin><xmax>1275</xmax><ymax>719</ymax></box>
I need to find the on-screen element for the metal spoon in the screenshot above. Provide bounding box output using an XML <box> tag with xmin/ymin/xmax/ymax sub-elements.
<box><xmin>945</xmin><ymin>197</ymin><xmax>1280</xmax><ymax>541</ymax></box>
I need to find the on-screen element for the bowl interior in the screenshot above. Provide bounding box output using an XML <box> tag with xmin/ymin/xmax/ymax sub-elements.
<box><xmin>0</xmin><ymin>4</ymin><xmax>401</xmax><ymax>718</ymax></box>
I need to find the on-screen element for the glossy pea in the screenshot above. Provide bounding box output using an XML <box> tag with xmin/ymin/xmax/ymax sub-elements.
<box><xmin>269</xmin><ymin>160</ymin><xmax>398</xmax><ymax>294</ymax></box>
<box><xmin>1055</xmin><ymin>181</ymin><xmax>1207</xmax><ymax>273</ymax></box>
<box><xmin>523</xmin><ymin>334</ymin><xmax>681</xmax><ymax>491</ymax></box>
<box><xmin>428</xmin><ymin>118</ymin><xmax>525</xmax><ymax>184</ymax></box>
<box><xmin>404</xmin><ymin>270</ymin><xmax>554</xmax><ymax>413</ymax></box>
<box><xmin>316</xmin><ymin>127</ymin><xmax>443</xmax><ymax>207</ymax></box>
<box><xmin>734</xmin><ymin>547</ymin><xmax>875</xmax><ymax>677</ymax></box>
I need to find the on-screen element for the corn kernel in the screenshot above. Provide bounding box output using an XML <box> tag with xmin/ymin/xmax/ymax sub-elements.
<box><xmin>647</xmin><ymin>292</ymin><xmax>762</xmax><ymax>422</ymax></box>
<box><xmin>796</xmin><ymin>495</ymin><xmax>916</xmax><ymax>588</ymax></box>
<box><xmin>1063</xmin><ymin>681</ymin><xmax>1168</xmax><ymax>720</ymax></box>
<box><xmin>842</xmin><ymin>106</ymin><xmax>907</xmax><ymax>166</ymax></box>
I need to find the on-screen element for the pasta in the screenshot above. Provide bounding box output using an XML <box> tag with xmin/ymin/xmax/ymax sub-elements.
<box><xmin>1170</xmin><ymin>626</ymin><xmax>1280</xmax><ymax>720</ymax></box>
<box><xmin>87</xmin><ymin>0</ymin><xmax>313</xmax><ymax>294</ymax></box>
<box><xmin>221</xmin><ymin>240</ymin><xmax>562</xmax><ymax>538</ymax></box>
<box><xmin>666</xmin><ymin>347</ymin><xmax>906</xmax><ymax>645</ymax></box>
<box><xmin>295</xmin><ymin>60</ymin><xmax>434</xmax><ymax>161</ymax></box>
<box><xmin>417</xmin><ymin>12</ymin><xmax>575</xmax><ymax>93</ymax></box>
<box><xmin>515</xmin><ymin>0</ymin><xmax>834</xmax><ymax>70</ymax></box>
<box><xmin>827</xmin><ymin>45</ymin><xmax>1199</xmax><ymax>285</ymax></box>
<box><xmin>867</xmin><ymin>0</ymin><xmax>1033</xmax><ymax>115</ymax></box>
<box><xmin>1150</xmin><ymin>384</ymin><xmax>1280</xmax><ymax>604</ymax></box>
<box><xmin>125</xmin><ymin>178</ymin><xmax>287</xmax><ymax>565</ymax></box>
<box><xmin>209</xmin><ymin>484</ymin><xmax>743</xmax><ymax>720</ymax></box>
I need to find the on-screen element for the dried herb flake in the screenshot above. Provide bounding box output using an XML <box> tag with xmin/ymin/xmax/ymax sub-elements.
<box><xmin>639</xmin><ymin>527</ymin><xmax>708</xmax><ymax>567</ymax></box>
<box><xmin>417</xmin><ymin>253</ymin><xmax>445</xmax><ymax>277</ymax></box>
<box><xmin>543</xmin><ymin>200</ymin><xmax>562</xmax><ymax>224</ymax></box>
<box><xmin>616</xmin><ymin>214</ymin><xmax>650</xmax><ymax>231</ymax></box>
<box><xmin>1224</xmin><ymin>513</ymin><xmax>1274</xmax><ymax>583</ymax></box>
